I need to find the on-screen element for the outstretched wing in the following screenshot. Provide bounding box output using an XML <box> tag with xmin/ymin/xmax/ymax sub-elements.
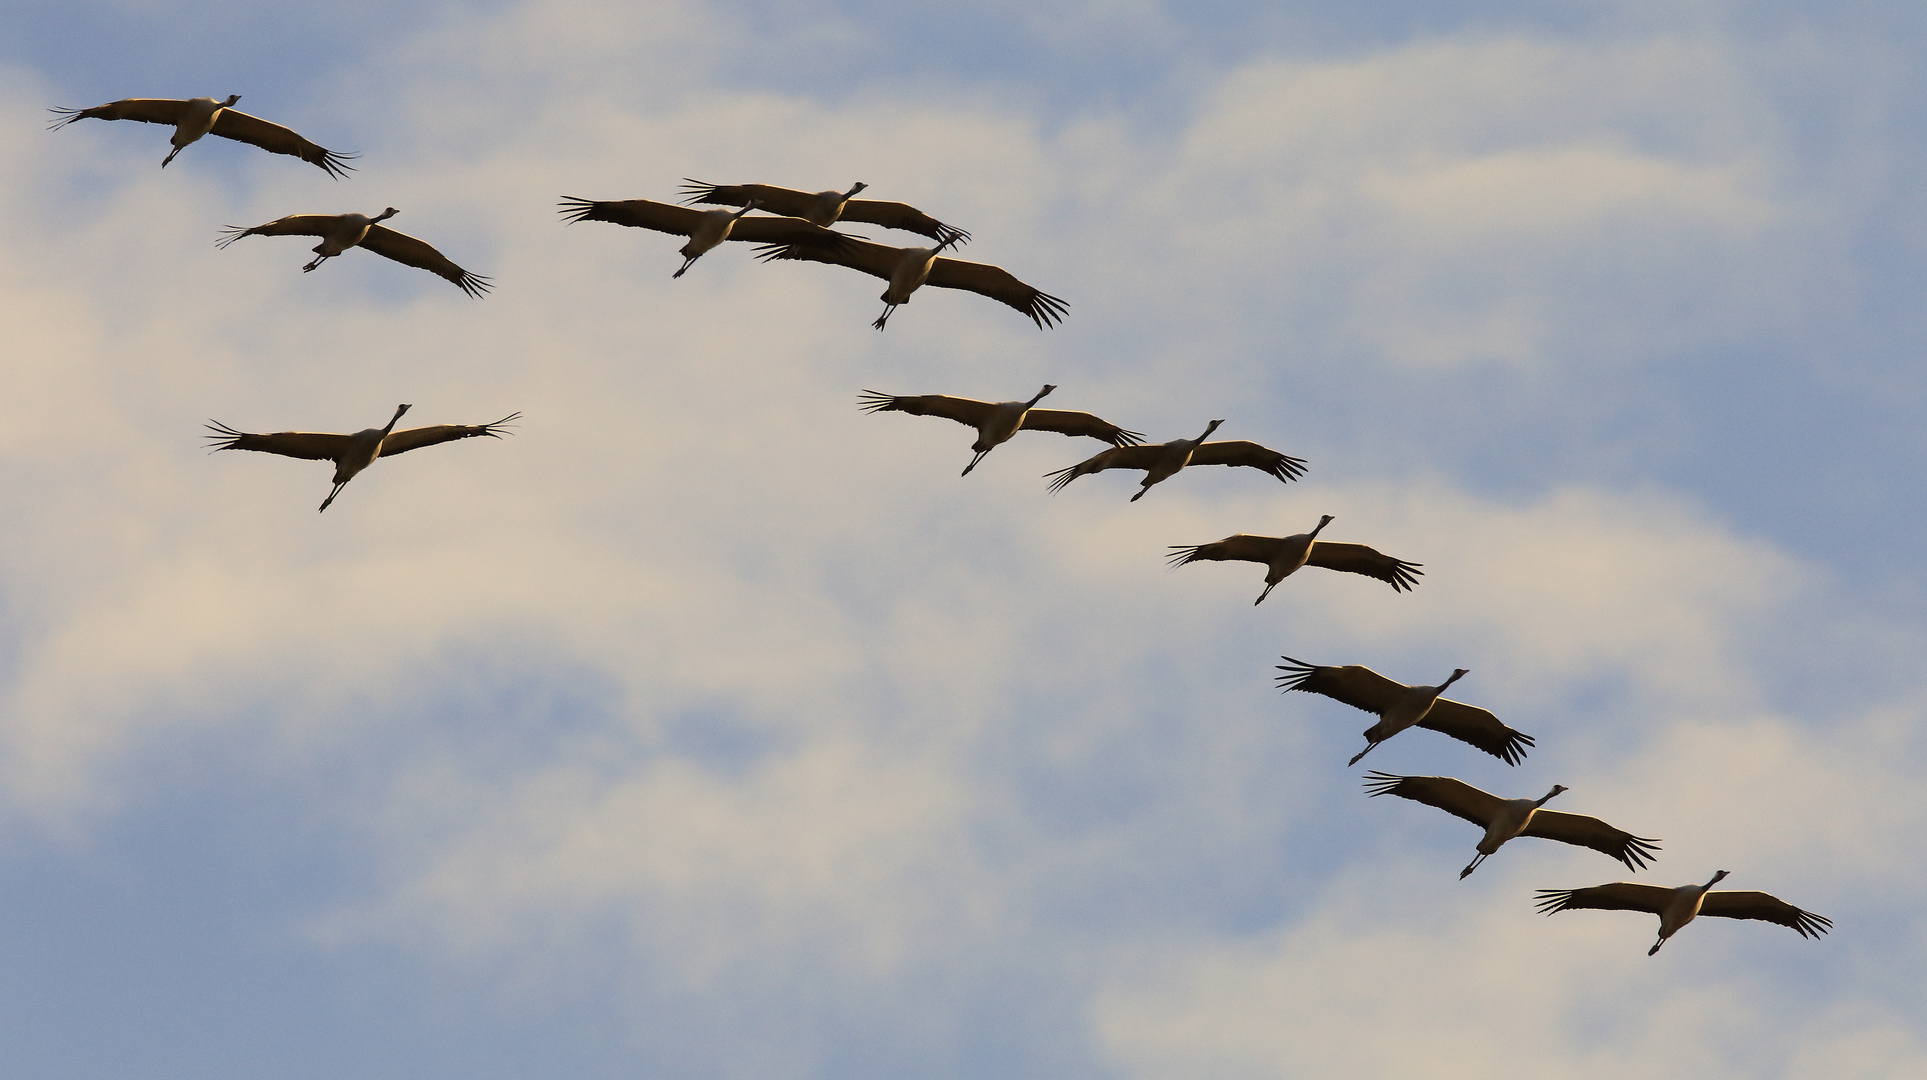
<box><xmin>1416</xmin><ymin>700</ymin><xmax>1533</xmax><ymax>766</ymax></box>
<box><xmin>1535</xmin><ymin>882</ymin><xmax>1675</xmax><ymax>916</ymax></box>
<box><xmin>755</xmin><ymin>236</ymin><xmax>906</xmax><ymax>282</ymax></box>
<box><xmin>858</xmin><ymin>392</ymin><xmax>996</xmax><ymax>427</ymax></box>
<box><xmin>216</xmin><ymin>214</ymin><xmax>339</xmax><ymax>248</ymax></box>
<box><xmin>47</xmin><ymin>98</ymin><xmax>190</xmax><ymax>130</ymax></box>
<box><xmin>209</xmin><ymin>109</ymin><xmax>355</xmax><ymax>177</ymax></box>
<box><xmin>1305</xmin><ymin>542</ymin><xmax>1422</xmax><ymax>591</ymax></box>
<box><xmin>379</xmin><ymin>414</ymin><xmax>520</xmax><ymax>457</ymax></box>
<box><xmin>1362</xmin><ymin>772</ymin><xmax>1508</xmax><ymax>828</ymax></box>
<box><xmin>924</xmin><ymin>257</ymin><xmax>1067</xmax><ymax>328</ymax></box>
<box><xmin>560</xmin><ymin>197</ymin><xmax>708</xmax><ymax>236</ymax></box>
<box><xmin>840</xmin><ymin>199</ymin><xmax>971</xmax><ymax>244</ymax></box>
<box><xmin>1045</xmin><ymin>444</ymin><xmax>1166</xmax><ymax>492</ymax></box>
<box><xmin>1186</xmin><ymin>440</ymin><xmax>1306</xmax><ymax>482</ymax></box>
<box><xmin>679</xmin><ymin>181</ymin><xmax>820</xmax><ymax>218</ymax></box>
<box><xmin>359</xmin><ymin>224</ymin><xmax>492</xmax><ymax>297</ymax></box>
<box><xmin>1522</xmin><ymin>811</ymin><xmax>1661</xmax><ymax>872</ymax></box>
<box><xmin>1020</xmin><ymin>409</ymin><xmax>1142</xmax><ymax>445</ymax></box>
<box><xmin>1168</xmin><ymin>535</ymin><xmax>1281</xmax><ymax>568</ymax></box>
<box><xmin>1698</xmin><ymin>892</ymin><xmax>1833</xmax><ymax>938</ymax></box>
<box><xmin>1274</xmin><ymin>657</ymin><xmax>1410</xmax><ymax>713</ymax></box>
<box><xmin>205</xmin><ymin>421</ymin><xmax>348</xmax><ymax>462</ymax></box>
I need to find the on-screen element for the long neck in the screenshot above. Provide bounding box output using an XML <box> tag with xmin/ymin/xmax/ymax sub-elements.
<box><xmin>1306</xmin><ymin>515</ymin><xmax>1333</xmax><ymax>542</ymax></box>
<box><xmin>1533</xmin><ymin>787</ymin><xmax>1562</xmax><ymax>808</ymax></box>
<box><xmin>380</xmin><ymin>404</ymin><xmax>410</xmax><ymax>436</ymax></box>
<box><xmin>1025</xmin><ymin>385</ymin><xmax>1054</xmax><ymax>409</ymax></box>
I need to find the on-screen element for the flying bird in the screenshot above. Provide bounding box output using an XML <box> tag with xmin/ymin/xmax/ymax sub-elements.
<box><xmin>1275</xmin><ymin>657</ymin><xmax>1533</xmax><ymax>766</ymax></box>
<box><xmin>1046</xmin><ymin>420</ymin><xmax>1305</xmax><ymax>501</ymax></box>
<box><xmin>206</xmin><ymin>404</ymin><xmax>518</xmax><ymax>512</ymax></box>
<box><xmin>558</xmin><ymin>196</ymin><xmax>852</xmax><ymax>278</ymax></box>
<box><xmin>859</xmin><ymin>385</ymin><xmax>1143</xmax><ymax>476</ymax></box>
<box><xmin>47</xmin><ymin>94</ymin><xmax>355</xmax><ymax>177</ymax></box>
<box><xmin>1362</xmin><ymin>772</ymin><xmax>1660</xmax><ymax>879</ymax></box>
<box><xmin>1168</xmin><ymin>515</ymin><xmax>1420</xmax><ymax>603</ymax></box>
<box><xmin>680</xmin><ymin>179</ymin><xmax>969</xmax><ymax>245</ymax></box>
<box><xmin>217</xmin><ymin>208</ymin><xmax>491</xmax><ymax>297</ymax></box>
<box><xmin>1536</xmin><ymin>871</ymin><xmax>1832</xmax><ymax>955</ymax></box>
<box><xmin>756</xmin><ymin>234</ymin><xmax>1066</xmax><ymax>330</ymax></box>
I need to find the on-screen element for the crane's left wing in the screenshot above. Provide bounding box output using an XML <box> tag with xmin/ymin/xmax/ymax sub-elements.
<box><xmin>208</xmin><ymin>110</ymin><xmax>355</xmax><ymax>177</ymax></box>
<box><xmin>1416</xmin><ymin>699</ymin><xmax>1533</xmax><ymax>765</ymax></box>
<box><xmin>360</xmin><ymin>225</ymin><xmax>492</xmax><ymax>297</ymax></box>
<box><xmin>1186</xmin><ymin>440</ymin><xmax>1307</xmax><ymax>482</ymax></box>
<box><xmin>379</xmin><ymin>414</ymin><xmax>521</xmax><ymax>457</ymax></box>
<box><xmin>1522</xmin><ymin>811</ymin><xmax>1661</xmax><ymax>872</ymax></box>
<box><xmin>841</xmin><ymin>200</ymin><xmax>971</xmax><ymax>245</ymax></box>
<box><xmin>924</xmin><ymin>258</ymin><xmax>1067</xmax><ymax>328</ymax></box>
<box><xmin>1305</xmin><ymin>542</ymin><xmax>1422</xmax><ymax>591</ymax></box>
<box><xmin>1020</xmin><ymin>409</ymin><xmax>1143</xmax><ymax>445</ymax></box>
<box><xmin>1697</xmin><ymin>892</ymin><xmax>1833</xmax><ymax>938</ymax></box>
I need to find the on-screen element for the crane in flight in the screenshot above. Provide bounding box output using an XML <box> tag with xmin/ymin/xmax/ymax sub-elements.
<box><xmin>1047</xmin><ymin>420</ymin><xmax>1305</xmax><ymax>501</ymax></box>
<box><xmin>206</xmin><ymin>404</ymin><xmax>518</xmax><ymax>511</ymax></box>
<box><xmin>1536</xmin><ymin>871</ymin><xmax>1832</xmax><ymax>955</ymax></box>
<box><xmin>48</xmin><ymin>94</ymin><xmax>355</xmax><ymax>176</ymax></box>
<box><xmin>680</xmin><ymin>179</ymin><xmax>969</xmax><ymax>245</ymax></box>
<box><xmin>756</xmin><ymin>234</ymin><xmax>1066</xmax><ymax>330</ymax></box>
<box><xmin>1275</xmin><ymin>657</ymin><xmax>1534</xmax><ymax>766</ymax></box>
<box><xmin>1362</xmin><ymin>772</ymin><xmax>1659</xmax><ymax>879</ymax></box>
<box><xmin>1168</xmin><ymin>515</ymin><xmax>1420</xmax><ymax>603</ymax></box>
<box><xmin>217</xmin><ymin>208</ymin><xmax>491</xmax><ymax>297</ymax></box>
<box><xmin>859</xmin><ymin>385</ymin><xmax>1142</xmax><ymax>476</ymax></box>
<box><xmin>559</xmin><ymin>196</ymin><xmax>853</xmax><ymax>278</ymax></box>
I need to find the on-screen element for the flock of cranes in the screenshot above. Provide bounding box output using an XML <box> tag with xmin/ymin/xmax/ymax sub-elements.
<box><xmin>48</xmin><ymin>93</ymin><xmax>1831</xmax><ymax>957</ymax></box>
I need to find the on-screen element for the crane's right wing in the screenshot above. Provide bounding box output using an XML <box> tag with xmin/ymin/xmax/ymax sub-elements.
<box><xmin>1274</xmin><ymin>658</ymin><xmax>1408</xmax><ymax>713</ymax></box>
<box><xmin>47</xmin><ymin>98</ymin><xmax>189</xmax><ymax>130</ymax></box>
<box><xmin>205</xmin><ymin>422</ymin><xmax>348</xmax><ymax>461</ymax></box>
<box><xmin>858</xmin><ymin>392</ymin><xmax>995</xmax><ymax>427</ymax></box>
<box><xmin>1535</xmin><ymin>882</ymin><xmax>1675</xmax><ymax>916</ymax></box>
<box><xmin>216</xmin><ymin>215</ymin><xmax>339</xmax><ymax>248</ymax></box>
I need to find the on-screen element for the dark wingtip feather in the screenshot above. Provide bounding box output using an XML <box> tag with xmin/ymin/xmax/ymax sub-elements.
<box><xmin>1274</xmin><ymin>657</ymin><xmax>1320</xmax><ymax>692</ymax></box>
<box><xmin>1165</xmin><ymin>545</ymin><xmax>1205</xmax><ymax>568</ymax></box>
<box><xmin>1620</xmin><ymin>836</ymin><xmax>1663</xmax><ymax>873</ymax></box>
<box><xmin>316</xmin><ymin>150</ymin><xmax>359</xmax><ymax>180</ymax></box>
<box><xmin>1361</xmin><ymin>771</ymin><xmax>1406</xmax><ymax>798</ymax></box>
<box><xmin>1791</xmin><ymin>908</ymin><xmax>1834</xmax><ymax>939</ymax></box>
<box><xmin>1028</xmin><ymin>290</ymin><xmax>1069</xmax><ymax>329</ymax></box>
<box><xmin>1533</xmin><ymin>888</ymin><xmax>1578</xmax><ymax>916</ymax></box>
<box><xmin>1388</xmin><ymin>560</ymin><xmax>1424</xmax><ymax>592</ymax></box>
<box><xmin>1496</xmin><ymin>729</ymin><xmax>1535</xmax><ymax>766</ymax></box>
<box><xmin>857</xmin><ymin>391</ymin><xmax>901</xmax><ymax>414</ymax></box>
<box><xmin>557</xmin><ymin>197</ymin><xmax>599</xmax><ymax>224</ymax></box>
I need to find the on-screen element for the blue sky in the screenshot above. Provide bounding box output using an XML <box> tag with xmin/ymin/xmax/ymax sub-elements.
<box><xmin>3</xmin><ymin>2</ymin><xmax>1924</xmax><ymax>1078</ymax></box>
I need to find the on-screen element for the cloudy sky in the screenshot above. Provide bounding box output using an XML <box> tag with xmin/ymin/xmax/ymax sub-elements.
<box><xmin>3</xmin><ymin>1</ymin><xmax>1924</xmax><ymax>1077</ymax></box>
